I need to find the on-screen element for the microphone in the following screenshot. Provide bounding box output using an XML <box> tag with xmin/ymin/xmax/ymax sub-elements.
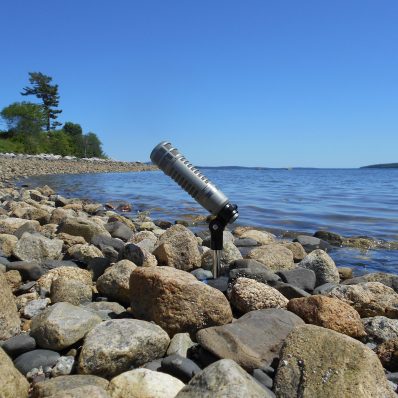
<box><xmin>150</xmin><ymin>141</ymin><xmax>239</xmax><ymax>278</ymax></box>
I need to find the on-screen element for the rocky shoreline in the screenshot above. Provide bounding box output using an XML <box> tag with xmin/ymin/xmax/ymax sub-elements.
<box><xmin>0</xmin><ymin>153</ymin><xmax>156</xmax><ymax>185</ymax></box>
<box><xmin>1</xmin><ymin>172</ymin><xmax>398</xmax><ymax>396</ymax></box>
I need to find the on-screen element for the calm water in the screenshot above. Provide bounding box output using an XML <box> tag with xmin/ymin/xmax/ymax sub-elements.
<box><xmin>23</xmin><ymin>168</ymin><xmax>398</xmax><ymax>274</ymax></box>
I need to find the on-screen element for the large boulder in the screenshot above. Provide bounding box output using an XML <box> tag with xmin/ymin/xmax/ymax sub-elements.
<box><xmin>230</xmin><ymin>277</ymin><xmax>288</xmax><ymax>313</ymax></box>
<box><xmin>0</xmin><ymin>272</ymin><xmax>20</xmax><ymax>339</ymax></box>
<box><xmin>196</xmin><ymin>309</ymin><xmax>304</xmax><ymax>371</ymax></box>
<box><xmin>13</xmin><ymin>233</ymin><xmax>63</xmax><ymax>262</ymax></box>
<box><xmin>37</xmin><ymin>266</ymin><xmax>92</xmax><ymax>291</ymax></box>
<box><xmin>0</xmin><ymin>347</ymin><xmax>29</xmax><ymax>398</ymax></box>
<box><xmin>328</xmin><ymin>282</ymin><xmax>398</xmax><ymax>318</ymax></box>
<box><xmin>108</xmin><ymin>368</ymin><xmax>185</xmax><ymax>398</ymax></box>
<box><xmin>273</xmin><ymin>324</ymin><xmax>395</xmax><ymax>398</ymax></box>
<box><xmin>96</xmin><ymin>260</ymin><xmax>137</xmax><ymax>304</ymax></box>
<box><xmin>32</xmin><ymin>375</ymin><xmax>109</xmax><ymax>398</ymax></box>
<box><xmin>175</xmin><ymin>359</ymin><xmax>272</xmax><ymax>398</ymax></box>
<box><xmin>153</xmin><ymin>224</ymin><xmax>201</xmax><ymax>271</ymax></box>
<box><xmin>299</xmin><ymin>249</ymin><xmax>339</xmax><ymax>286</ymax></box>
<box><xmin>78</xmin><ymin>319</ymin><xmax>170</xmax><ymax>379</ymax></box>
<box><xmin>50</xmin><ymin>277</ymin><xmax>92</xmax><ymax>306</ymax></box>
<box><xmin>58</xmin><ymin>217</ymin><xmax>110</xmax><ymax>242</ymax></box>
<box><xmin>30</xmin><ymin>302</ymin><xmax>102</xmax><ymax>350</ymax></box>
<box><xmin>246</xmin><ymin>244</ymin><xmax>295</xmax><ymax>271</ymax></box>
<box><xmin>130</xmin><ymin>266</ymin><xmax>232</xmax><ymax>336</ymax></box>
<box><xmin>287</xmin><ymin>295</ymin><xmax>366</xmax><ymax>338</ymax></box>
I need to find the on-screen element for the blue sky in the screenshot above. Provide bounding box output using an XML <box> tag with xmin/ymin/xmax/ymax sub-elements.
<box><xmin>1</xmin><ymin>0</ymin><xmax>397</xmax><ymax>167</ymax></box>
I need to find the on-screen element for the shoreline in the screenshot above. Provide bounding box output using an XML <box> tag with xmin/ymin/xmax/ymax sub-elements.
<box><xmin>1</xmin><ymin>160</ymin><xmax>398</xmax><ymax>396</ymax></box>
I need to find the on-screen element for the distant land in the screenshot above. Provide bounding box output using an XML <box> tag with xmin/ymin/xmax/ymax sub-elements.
<box><xmin>361</xmin><ymin>163</ymin><xmax>398</xmax><ymax>169</ymax></box>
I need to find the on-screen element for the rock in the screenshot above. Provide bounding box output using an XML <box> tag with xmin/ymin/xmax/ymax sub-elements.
<box><xmin>229</xmin><ymin>268</ymin><xmax>280</xmax><ymax>286</ymax></box>
<box><xmin>175</xmin><ymin>359</ymin><xmax>271</xmax><ymax>398</ymax></box>
<box><xmin>1</xmin><ymin>334</ymin><xmax>36</xmax><ymax>358</ymax></box>
<box><xmin>0</xmin><ymin>233</ymin><xmax>18</xmax><ymax>257</ymax></box>
<box><xmin>206</xmin><ymin>276</ymin><xmax>229</xmax><ymax>293</ymax></box>
<box><xmin>161</xmin><ymin>354</ymin><xmax>201</xmax><ymax>383</ymax></box>
<box><xmin>138</xmin><ymin>221</ymin><xmax>157</xmax><ymax>231</ymax></box>
<box><xmin>314</xmin><ymin>230</ymin><xmax>344</xmax><ymax>246</ymax></box>
<box><xmin>30</xmin><ymin>302</ymin><xmax>102</xmax><ymax>350</ymax></box>
<box><xmin>153</xmin><ymin>224</ymin><xmax>201</xmax><ymax>271</ymax></box>
<box><xmin>107</xmin><ymin>368</ymin><xmax>185</xmax><ymax>398</ymax></box>
<box><xmin>50</xmin><ymin>355</ymin><xmax>74</xmax><ymax>377</ymax></box>
<box><xmin>273</xmin><ymin>324</ymin><xmax>395</xmax><ymax>398</ymax></box>
<box><xmin>32</xmin><ymin>375</ymin><xmax>109</xmax><ymax>398</ymax></box>
<box><xmin>46</xmin><ymin>385</ymin><xmax>110</xmax><ymax>398</ymax></box>
<box><xmin>0</xmin><ymin>347</ymin><xmax>29</xmax><ymax>398</ymax></box>
<box><xmin>167</xmin><ymin>333</ymin><xmax>196</xmax><ymax>357</ymax></box>
<box><xmin>230</xmin><ymin>277</ymin><xmax>288</xmax><ymax>313</ymax></box>
<box><xmin>246</xmin><ymin>244</ymin><xmax>295</xmax><ymax>272</ymax></box>
<box><xmin>38</xmin><ymin>185</ymin><xmax>54</xmax><ymax>196</ymax></box>
<box><xmin>328</xmin><ymin>282</ymin><xmax>398</xmax><ymax>318</ymax></box>
<box><xmin>37</xmin><ymin>266</ymin><xmax>92</xmax><ymax>291</ymax></box>
<box><xmin>105</xmin><ymin>221</ymin><xmax>134</xmax><ymax>241</ymax></box>
<box><xmin>78</xmin><ymin>319</ymin><xmax>170</xmax><ymax>379</ymax></box>
<box><xmin>50</xmin><ymin>277</ymin><xmax>92</xmax><ymax>305</ymax></box>
<box><xmin>23</xmin><ymin>298</ymin><xmax>50</xmax><ymax>319</ymax></box>
<box><xmin>91</xmin><ymin>234</ymin><xmax>124</xmax><ymax>252</ymax></box>
<box><xmin>58</xmin><ymin>217</ymin><xmax>110</xmax><ymax>242</ymax></box>
<box><xmin>276</xmin><ymin>267</ymin><xmax>316</xmax><ymax>291</ymax></box>
<box><xmin>293</xmin><ymin>235</ymin><xmax>331</xmax><ymax>252</ymax></box>
<box><xmin>82</xmin><ymin>301</ymin><xmax>125</xmax><ymax>320</ymax></box>
<box><xmin>313</xmin><ymin>282</ymin><xmax>338</xmax><ymax>295</ymax></box>
<box><xmin>67</xmin><ymin>243</ymin><xmax>104</xmax><ymax>263</ymax></box>
<box><xmin>130</xmin><ymin>266</ymin><xmax>233</xmax><ymax>336</ymax></box>
<box><xmin>14</xmin><ymin>220</ymin><xmax>41</xmax><ymax>239</ymax></box>
<box><xmin>280</xmin><ymin>242</ymin><xmax>307</xmax><ymax>262</ymax></box>
<box><xmin>201</xmin><ymin>231</ymin><xmax>234</xmax><ymax>248</ymax></box>
<box><xmin>142</xmin><ymin>359</ymin><xmax>163</xmax><ymax>372</ymax></box>
<box><xmin>4</xmin><ymin>269</ymin><xmax>22</xmax><ymax>291</ymax></box>
<box><xmin>252</xmin><ymin>368</ymin><xmax>273</xmax><ymax>390</ymax></box>
<box><xmin>190</xmin><ymin>268</ymin><xmax>213</xmax><ymax>281</ymax></box>
<box><xmin>49</xmin><ymin>208</ymin><xmax>76</xmax><ymax>224</ymax></box>
<box><xmin>0</xmin><ymin>272</ymin><xmax>20</xmax><ymax>339</ymax></box>
<box><xmin>338</xmin><ymin>267</ymin><xmax>353</xmax><ymax>280</ymax></box>
<box><xmin>201</xmin><ymin>241</ymin><xmax>242</xmax><ymax>272</ymax></box>
<box><xmin>57</xmin><ymin>233</ymin><xmax>86</xmax><ymax>251</ymax></box>
<box><xmin>342</xmin><ymin>272</ymin><xmax>398</xmax><ymax>293</ymax></box>
<box><xmin>196</xmin><ymin>309</ymin><xmax>304</xmax><ymax>371</ymax></box>
<box><xmin>119</xmin><ymin>243</ymin><xmax>157</xmax><ymax>267</ymax></box>
<box><xmin>239</xmin><ymin>229</ymin><xmax>276</xmax><ymax>245</ymax></box>
<box><xmin>13</xmin><ymin>233</ymin><xmax>63</xmax><ymax>262</ymax></box>
<box><xmin>362</xmin><ymin>316</ymin><xmax>398</xmax><ymax>343</ymax></box>
<box><xmin>86</xmin><ymin>257</ymin><xmax>111</xmax><ymax>280</ymax></box>
<box><xmin>234</xmin><ymin>237</ymin><xmax>260</xmax><ymax>247</ymax></box>
<box><xmin>299</xmin><ymin>249</ymin><xmax>339</xmax><ymax>286</ymax></box>
<box><xmin>375</xmin><ymin>338</ymin><xmax>398</xmax><ymax>371</ymax></box>
<box><xmin>272</xmin><ymin>282</ymin><xmax>311</xmax><ymax>299</ymax></box>
<box><xmin>287</xmin><ymin>295</ymin><xmax>366</xmax><ymax>338</ymax></box>
<box><xmin>14</xmin><ymin>349</ymin><xmax>60</xmax><ymax>375</ymax></box>
<box><xmin>97</xmin><ymin>260</ymin><xmax>136</xmax><ymax>305</ymax></box>
<box><xmin>6</xmin><ymin>260</ymin><xmax>44</xmax><ymax>280</ymax></box>
<box><xmin>0</xmin><ymin>217</ymin><xmax>38</xmax><ymax>234</ymax></box>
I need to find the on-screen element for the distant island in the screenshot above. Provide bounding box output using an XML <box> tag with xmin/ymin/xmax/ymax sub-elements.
<box><xmin>361</xmin><ymin>163</ymin><xmax>398</xmax><ymax>169</ymax></box>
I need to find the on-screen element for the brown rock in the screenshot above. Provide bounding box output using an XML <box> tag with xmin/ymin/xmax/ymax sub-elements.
<box><xmin>375</xmin><ymin>338</ymin><xmax>398</xmax><ymax>371</ymax></box>
<box><xmin>281</xmin><ymin>242</ymin><xmax>306</xmax><ymax>262</ymax></box>
<box><xmin>0</xmin><ymin>272</ymin><xmax>20</xmax><ymax>339</ymax></box>
<box><xmin>287</xmin><ymin>295</ymin><xmax>366</xmax><ymax>338</ymax></box>
<box><xmin>130</xmin><ymin>266</ymin><xmax>233</xmax><ymax>336</ymax></box>
<box><xmin>239</xmin><ymin>229</ymin><xmax>276</xmax><ymax>245</ymax></box>
<box><xmin>50</xmin><ymin>277</ymin><xmax>92</xmax><ymax>305</ymax></box>
<box><xmin>0</xmin><ymin>233</ymin><xmax>18</xmax><ymax>257</ymax></box>
<box><xmin>37</xmin><ymin>266</ymin><xmax>92</xmax><ymax>291</ymax></box>
<box><xmin>246</xmin><ymin>244</ymin><xmax>295</xmax><ymax>271</ymax></box>
<box><xmin>338</xmin><ymin>267</ymin><xmax>353</xmax><ymax>280</ymax></box>
<box><xmin>230</xmin><ymin>277</ymin><xmax>288</xmax><ymax>313</ymax></box>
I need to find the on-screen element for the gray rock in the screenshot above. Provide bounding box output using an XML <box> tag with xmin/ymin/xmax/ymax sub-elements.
<box><xmin>14</xmin><ymin>221</ymin><xmax>40</xmax><ymax>239</ymax></box>
<box><xmin>15</xmin><ymin>280</ymin><xmax>36</xmax><ymax>294</ymax></box>
<box><xmin>23</xmin><ymin>298</ymin><xmax>50</xmax><ymax>319</ymax></box>
<box><xmin>82</xmin><ymin>301</ymin><xmax>126</xmax><ymax>320</ymax></box>
<box><xmin>314</xmin><ymin>230</ymin><xmax>344</xmax><ymax>246</ymax></box>
<box><xmin>196</xmin><ymin>309</ymin><xmax>304</xmax><ymax>371</ymax></box>
<box><xmin>293</xmin><ymin>235</ymin><xmax>332</xmax><ymax>252</ymax></box>
<box><xmin>271</xmin><ymin>281</ymin><xmax>311</xmax><ymax>299</ymax></box>
<box><xmin>0</xmin><ymin>272</ymin><xmax>20</xmax><ymax>339</ymax></box>
<box><xmin>161</xmin><ymin>354</ymin><xmax>202</xmax><ymax>382</ymax></box>
<box><xmin>50</xmin><ymin>277</ymin><xmax>92</xmax><ymax>306</ymax></box>
<box><xmin>175</xmin><ymin>359</ymin><xmax>272</xmax><ymax>398</ymax></box>
<box><xmin>6</xmin><ymin>260</ymin><xmax>44</xmax><ymax>280</ymax></box>
<box><xmin>67</xmin><ymin>243</ymin><xmax>104</xmax><ymax>263</ymax></box>
<box><xmin>30</xmin><ymin>302</ymin><xmax>102</xmax><ymax>350</ymax></box>
<box><xmin>78</xmin><ymin>319</ymin><xmax>170</xmax><ymax>379</ymax></box>
<box><xmin>86</xmin><ymin>257</ymin><xmax>111</xmax><ymax>280</ymax></box>
<box><xmin>13</xmin><ymin>233</ymin><xmax>63</xmax><ymax>262</ymax></box>
<box><xmin>234</xmin><ymin>238</ymin><xmax>260</xmax><ymax>247</ymax></box>
<box><xmin>51</xmin><ymin>356</ymin><xmax>75</xmax><ymax>377</ymax></box>
<box><xmin>41</xmin><ymin>260</ymin><xmax>78</xmax><ymax>272</ymax></box>
<box><xmin>142</xmin><ymin>359</ymin><xmax>162</xmax><ymax>371</ymax></box>
<box><xmin>32</xmin><ymin>374</ymin><xmax>109</xmax><ymax>398</ymax></box>
<box><xmin>277</xmin><ymin>267</ymin><xmax>316</xmax><ymax>291</ymax></box>
<box><xmin>190</xmin><ymin>268</ymin><xmax>213</xmax><ymax>281</ymax></box>
<box><xmin>167</xmin><ymin>333</ymin><xmax>196</xmax><ymax>357</ymax></box>
<box><xmin>229</xmin><ymin>268</ymin><xmax>280</xmax><ymax>285</ymax></box>
<box><xmin>299</xmin><ymin>249</ymin><xmax>339</xmax><ymax>286</ymax></box>
<box><xmin>252</xmin><ymin>368</ymin><xmax>273</xmax><ymax>390</ymax></box>
<box><xmin>313</xmin><ymin>282</ymin><xmax>338</xmax><ymax>295</ymax></box>
<box><xmin>362</xmin><ymin>316</ymin><xmax>398</xmax><ymax>343</ymax></box>
<box><xmin>38</xmin><ymin>385</ymin><xmax>110</xmax><ymax>398</ymax></box>
<box><xmin>1</xmin><ymin>334</ymin><xmax>36</xmax><ymax>359</ymax></box>
<box><xmin>105</xmin><ymin>221</ymin><xmax>133</xmax><ymax>241</ymax></box>
<box><xmin>0</xmin><ymin>263</ymin><xmax>7</xmax><ymax>273</ymax></box>
<box><xmin>14</xmin><ymin>349</ymin><xmax>60</xmax><ymax>375</ymax></box>
<box><xmin>119</xmin><ymin>243</ymin><xmax>145</xmax><ymax>266</ymax></box>
<box><xmin>101</xmin><ymin>246</ymin><xmax>119</xmax><ymax>262</ymax></box>
<box><xmin>342</xmin><ymin>272</ymin><xmax>398</xmax><ymax>293</ymax></box>
<box><xmin>58</xmin><ymin>217</ymin><xmax>110</xmax><ymax>242</ymax></box>
<box><xmin>91</xmin><ymin>234</ymin><xmax>124</xmax><ymax>252</ymax></box>
<box><xmin>0</xmin><ymin>347</ymin><xmax>29</xmax><ymax>398</ymax></box>
<box><xmin>246</xmin><ymin>244</ymin><xmax>295</xmax><ymax>272</ymax></box>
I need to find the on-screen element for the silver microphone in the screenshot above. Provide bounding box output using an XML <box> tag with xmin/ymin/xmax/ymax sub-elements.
<box><xmin>150</xmin><ymin>141</ymin><xmax>239</xmax><ymax>278</ymax></box>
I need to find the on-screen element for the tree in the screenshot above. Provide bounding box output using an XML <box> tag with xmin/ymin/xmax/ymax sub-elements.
<box><xmin>63</xmin><ymin>122</ymin><xmax>84</xmax><ymax>157</ymax></box>
<box><xmin>21</xmin><ymin>72</ymin><xmax>62</xmax><ymax>131</ymax></box>
<box><xmin>63</xmin><ymin>122</ymin><xmax>83</xmax><ymax>137</ymax></box>
<box><xmin>83</xmin><ymin>132</ymin><xmax>104</xmax><ymax>158</ymax></box>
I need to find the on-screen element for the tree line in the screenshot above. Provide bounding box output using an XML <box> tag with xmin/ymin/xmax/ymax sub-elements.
<box><xmin>0</xmin><ymin>72</ymin><xmax>105</xmax><ymax>158</ymax></box>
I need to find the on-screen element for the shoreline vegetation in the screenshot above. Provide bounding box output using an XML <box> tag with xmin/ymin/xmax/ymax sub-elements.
<box><xmin>361</xmin><ymin>163</ymin><xmax>398</xmax><ymax>169</ymax></box>
<box><xmin>0</xmin><ymin>156</ymin><xmax>398</xmax><ymax>397</ymax></box>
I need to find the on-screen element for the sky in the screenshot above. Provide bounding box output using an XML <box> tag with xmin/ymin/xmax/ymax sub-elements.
<box><xmin>0</xmin><ymin>1</ymin><xmax>397</xmax><ymax>167</ymax></box>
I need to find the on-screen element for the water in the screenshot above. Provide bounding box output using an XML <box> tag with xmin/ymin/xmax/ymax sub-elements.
<box><xmin>23</xmin><ymin>168</ymin><xmax>398</xmax><ymax>275</ymax></box>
